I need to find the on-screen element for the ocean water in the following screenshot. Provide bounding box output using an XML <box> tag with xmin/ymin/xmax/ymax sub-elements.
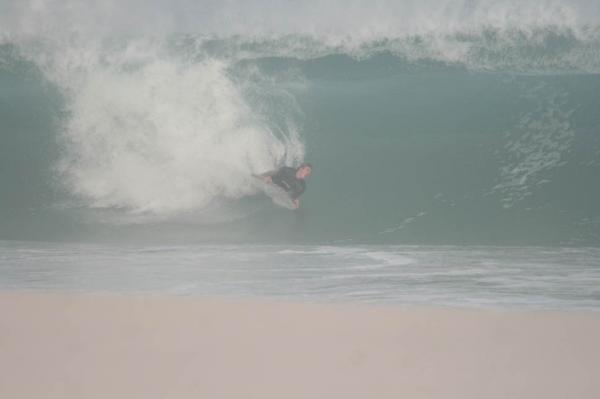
<box><xmin>1</xmin><ymin>1</ymin><xmax>600</xmax><ymax>309</ymax></box>
<box><xmin>2</xmin><ymin>241</ymin><xmax>600</xmax><ymax>310</ymax></box>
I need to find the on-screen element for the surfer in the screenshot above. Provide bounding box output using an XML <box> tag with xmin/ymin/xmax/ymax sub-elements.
<box><xmin>255</xmin><ymin>163</ymin><xmax>312</xmax><ymax>209</ymax></box>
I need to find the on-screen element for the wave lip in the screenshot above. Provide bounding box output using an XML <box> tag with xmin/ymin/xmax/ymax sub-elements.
<box><xmin>2</xmin><ymin>0</ymin><xmax>599</xmax><ymax>37</ymax></box>
<box><xmin>3</xmin><ymin>1</ymin><xmax>600</xmax><ymax>74</ymax></box>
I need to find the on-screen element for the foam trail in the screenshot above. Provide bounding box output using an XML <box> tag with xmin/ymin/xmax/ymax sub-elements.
<box><xmin>492</xmin><ymin>85</ymin><xmax>575</xmax><ymax>208</ymax></box>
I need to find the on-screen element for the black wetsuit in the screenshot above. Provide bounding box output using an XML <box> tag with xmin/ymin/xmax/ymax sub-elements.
<box><xmin>271</xmin><ymin>167</ymin><xmax>306</xmax><ymax>200</ymax></box>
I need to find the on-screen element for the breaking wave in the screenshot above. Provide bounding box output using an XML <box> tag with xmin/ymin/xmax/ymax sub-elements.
<box><xmin>1</xmin><ymin>0</ymin><xmax>600</xmax><ymax>244</ymax></box>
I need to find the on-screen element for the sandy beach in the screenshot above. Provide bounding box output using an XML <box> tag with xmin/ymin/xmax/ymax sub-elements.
<box><xmin>1</xmin><ymin>292</ymin><xmax>599</xmax><ymax>399</ymax></box>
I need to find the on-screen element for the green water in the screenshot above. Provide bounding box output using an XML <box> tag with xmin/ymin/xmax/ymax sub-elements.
<box><xmin>1</xmin><ymin>39</ymin><xmax>600</xmax><ymax>245</ymax></box>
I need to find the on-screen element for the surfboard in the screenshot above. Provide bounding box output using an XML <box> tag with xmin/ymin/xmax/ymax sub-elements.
<box><xmin>252</xmin><ymin>175</ymin><xmax>297</xmax><ymax>209</ymax></box>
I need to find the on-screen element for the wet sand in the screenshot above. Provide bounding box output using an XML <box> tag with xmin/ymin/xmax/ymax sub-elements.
<box><xmin>1</xmin><ymin>292</ymin><xmax>599</xmax><ymax>398</ymax></box>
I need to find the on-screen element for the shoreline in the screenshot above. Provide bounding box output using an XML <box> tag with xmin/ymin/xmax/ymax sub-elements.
<box><xmin>1</xmin><ymin>291</ymin><xmax>599</xmax><ymax>398</ymax></box>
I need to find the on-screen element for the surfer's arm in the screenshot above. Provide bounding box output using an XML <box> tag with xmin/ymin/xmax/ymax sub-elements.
<box><xmin>253</xmin><ymin>170</ymin><xmax>278</xmax><ymax>183</ymax></box>
<box><xmin>254</xmin><ymin>170</ymin><xmax>278</xmax><ymax>177</ymax></box>
<box><xmin>291</xmin><ymin>199</ymin><xmax>300</xmax><ymax>209</ymax></box>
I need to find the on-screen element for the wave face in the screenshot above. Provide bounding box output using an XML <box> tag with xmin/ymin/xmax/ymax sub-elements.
<box><xmin>1</xmin><ymin>0</ymin><xmax>600</xmax><ymax>245</ymax></box>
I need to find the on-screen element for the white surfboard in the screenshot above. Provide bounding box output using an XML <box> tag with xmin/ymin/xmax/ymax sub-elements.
<box><xmin>252</xmin><ymin>176</ymin><xmax>296</xmax><ymax>209</ymax></box>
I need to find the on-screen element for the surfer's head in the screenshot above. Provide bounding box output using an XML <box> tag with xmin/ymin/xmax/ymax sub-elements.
<box><xmin>296</xmin><ymin>163</ymin><xmax>312</xmax><ymax>179</ymax></box>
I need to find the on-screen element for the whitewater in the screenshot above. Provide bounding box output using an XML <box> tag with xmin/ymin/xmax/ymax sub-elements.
<box><xmin>1</xmin><ymin>0</ymin><xmax>600</xmax><ymax>309</ymax></box>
